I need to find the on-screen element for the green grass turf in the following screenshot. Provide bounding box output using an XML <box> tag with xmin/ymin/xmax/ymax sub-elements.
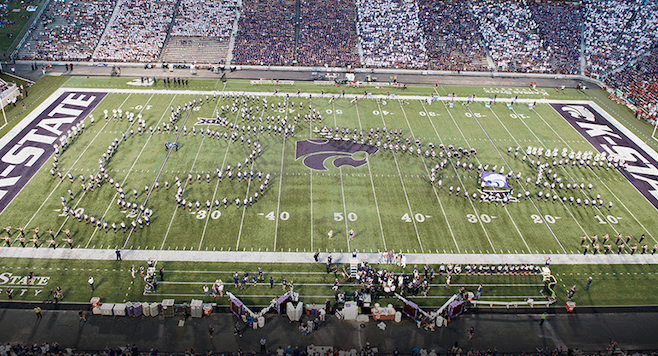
<box><xmin>0</xmin><ymin>1</ymin><xmax>38</xmax><ymax>54</ymax></box>
<box><xmin>7</xmin><ymin>90</ymin><xmax>654</xmax><ymax>254</ymax></box>
<box><xmin>0</xmin><ymin>75</ymin><xmax>69</xmax><ymax>136</ymax></box>
<box><xmin>0</xmin><ymin>258</ymin><xmax>657</xmax><ymax>307</ymax></box>
<box><xmin>0</xmin><ymin>76</ymin><xmax>657</xmax><ymax>306</ymax></box>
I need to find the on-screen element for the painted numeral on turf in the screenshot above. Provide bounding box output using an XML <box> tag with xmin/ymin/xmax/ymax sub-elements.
<box><xmin>595</xmin><ymin>215</ymin><xmax>620</xmax><ymax>224</ymax></box>
<box><xmin>126</xmin><ymin>211</ymin><xmax>138</xmax><ymax>219</ymax></box>
<box><xmin>464</xmin><ymin>112</ymin><xmax>483</xmax><ymax>118</ymax></box>
<box><xmin>510</xmin><ymin>114</ymin><xmax>530</xmax><ymax>119</ymax></box>
<box><xmin>266</xmin><ymin>211</ymin><xmax>290</xmax><ymax>221</ymax></box>
<box><xmin>325</xmin><ymin>109</ymin><xmax>342</xmax><ymax>115</ymax></box>
<box><xmin>467</xmin><ymin>214</ymin><xmax>494</xmax><ymax>223</ymax></box>
<box><xmin>531</xmin><ymin>214</ymin><xmax>560</xmax><ymax>224</ymax></box>
<box><xmin>402</xmin><ymin>213</ymin><xmax>425</xmax><ymax>223</ymax></box>
<box><xmin>196</xmin><ymin>210</ymin><xmax>221</xmax><ymax>220</ymax></box>
<box><xmin>334</xmin><ymin>212</ymin><xmax>358</xmax><ymax>222</ymax></box>
<box><xmin>373</xmin><ymin>110</ymin><xmax>389</xmax><ymax>116</ymax></box>
<box><xmin>133</xmin><ymin>105</ymin><xmax>153</xmax><ymax>110</ymax></box>
<box><xmin>419</xmin><ymin>111</ymin><xmax>438</xmax><ymax>116</ymax></box>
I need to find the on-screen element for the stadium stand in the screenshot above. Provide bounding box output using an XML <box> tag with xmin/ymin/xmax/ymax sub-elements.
<box><xmin>92</xmin><ymin>0</ymin><xmax>176</xmax><ymax>62</ymax></box>
<box><xmin>231</xmin><ymin>0</ymin><xmax>295</xmax><ymax>66</ymax></box>
<box><xmin>605</xmin><ymin>45</ymin><xmax>658</xmax><ymax>121</ymax></box>
<box><xmin>355</xmin><ymin>0</ymin><xmax>427</xmax><ymax>68</ymax></box>
<box><xmin>471</xmin><ymin>0</ymin><xmax>552</xmax><ymax>73</ymax></box>
<box><xmin>161</xmin><ymin>0</ymin><xmax>237</xmax><ymax>64</ymax></box>
<box><xmin>416</xmin><ymin>0</ymin><xmax>489</xmax><ymax>72</ymax></box>
<box><xmin>584</xmin><ymin>0</ymin><xmax>658</xmax><ymax>77</ymax></box>
<box><xmin>297</xmin><ymin>0</ymin><xmax>360</xmax><ymax>67</ymax></box>
<box><xmin>17</xmin><ymin>0</ymin><xmax>116</xmax><ymax>61</ymax></box>
<box><xmin>528</xmin><ymin>0</ymin><xmax>583</xmax><ymax>75</ymax></box>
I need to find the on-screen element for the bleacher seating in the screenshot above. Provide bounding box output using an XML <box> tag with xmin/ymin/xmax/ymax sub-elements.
<box><xmin>17</xmin><ymin>0</ymin><xmax>116</xmax><ymax>61</ymax></box>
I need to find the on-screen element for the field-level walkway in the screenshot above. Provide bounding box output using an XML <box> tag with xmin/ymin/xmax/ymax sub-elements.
<box><xmin>1</xmin><ymin>247</ymin><xmax>657</xmax><ymax>265</ymax></box>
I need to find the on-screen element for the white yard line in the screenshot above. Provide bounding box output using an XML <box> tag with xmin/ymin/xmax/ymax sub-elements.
<box><xmin>540</xmin><ymin>105</ymin><xmax>658</xmax><ymax>244</ymax></box>
<box><xmin>198</xmin><ymin>93</ymin><xmax>244</xmax><ymax>249</ymax></box>
<box><xmin>375</xmin><ymin>100</ymin><xmax>424</xmax><ymax>253</ymax></box>
<box><xmin>309</xmin><ymin>106</ymin><xmax>315</xmax><ymax>252</ymax></box>
<box><xmin>459</xmin><ymin>105</ymin><xmax>549</xmax><ymax>253</ymax></box>
<box><xmin>423</xmin><ymin>101</ymin><xmax>496</xmax><ymax>252</ymax></box>
<box><xmin>332</xmin><ymin>101</ymin><xmax>351</xmax><ymax>252</ymax></box>
<box><xmin>19</xmin><ymin>93</ymin><xmax>124</xmax><ymax>228</ymax></box>
<box><xmin>235</xmin><ymin>103</ymin><xmax>266</xmax><ymax>250</ymax></box>
<box><xmin>159</xmin><ymin>98</ymin><xmax>211</xmax><ymax>250</ymax></box>
<box><xmin>354</xmin><ymin>101</ymin><xmax>387</xmax><ymax>250</ymax></box>
<box><xmin>397</xmin><ymin>100</ymin><xmax>459</xmax><ymax>252</ymax></box>
<box><xmin>272</xmin><ymin>98</ymin><xmax>288</xmax><ymax>252</ymax></box>
<box><xmin>509</xmin><ymin>106</ymin><xmax>620</xmax><ymax>239</ymax></box>
<box><xmin>486</xmin><ymin>105</ymin><xmax>590</xmax><ymax>247</ymax></box>
<box><xmin>84</xmin><ymin>93</ymin><xmax>161</xmax><ymax>247</ymax></box>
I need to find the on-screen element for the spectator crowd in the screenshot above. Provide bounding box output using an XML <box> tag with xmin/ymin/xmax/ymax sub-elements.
<box><xmin>92</xmin><ymin>0</ymin><xmax>176</xmax><ymax>62</ymax></box>
<box><xmin>471</xmin><ymin>0</ymin><xmax>551</xmax><ymax>73</ymax></box>
<box><xmin>416</xmin><ymin>0</ymin><xmax>488</xmax><ymax>72</ymax></box>
<box><xmin>605</xmin><ymin>44</ymin><xmax>658</xmax><ymax>123</ymax></box>
<box><xmin>528</xmin><ymin>0</ymin><xmax>582</xmax><ymax>75</ymax></box>
<box><xmin>297</xmin><ymin>0</ymin><xmax>360</xmax><ymax>67</ymax></box>
<box><xmin>18</xmin><ymin>0</ymin><xmax>116</xmax><ymax>61</ymax></box>
<box><xmin>9</xmin><ymin>0</ymin><xmax>658</xmax><ymax>82</ymax></box>
<box><xmin>584</xmin><ymin>0</ymin><xmax>658</xmax><ymax>77</ymax></box>
<box><xmin>231</xmin><ymin>0</ymin><xmax>295</xmax><ymax>66</ymax></box>
<box><xmin>356</xmin><ymin>0</ymin><xmax>427</xmax><ymax>68</ymax></box>
<box><xmin>170</xmin><ymin>0</ymin><xmax>237</xmax><ymax>38</ymax></box>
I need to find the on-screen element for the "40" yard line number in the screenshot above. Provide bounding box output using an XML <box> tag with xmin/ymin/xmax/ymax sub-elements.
<box><xmin>402</xmin><ymin>213</ymin><xmax>426</xmax><ymax>223</ymax></box>
<box><xmin>264</xmin><ymin>211</ymin><xmax>290</xmax><ymax>221</ymax></box>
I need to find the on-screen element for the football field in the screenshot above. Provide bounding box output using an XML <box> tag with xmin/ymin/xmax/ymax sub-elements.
<box><xmin>1</xmin><ymin>80</ymin><xmax>657</xmax><ymax>260</ymax></box>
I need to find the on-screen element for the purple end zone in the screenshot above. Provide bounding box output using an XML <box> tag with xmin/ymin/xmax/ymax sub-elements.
<box><xmin>295</xmin><ymin>139</ymin><xmax>379</xmax><ymax>171</ymax></box>
<box><xmin>0</xmin><ymin>91</ymin><xmax>106</xmax><ymax>214</ymax></box>
<box><xmin>551</xmin><ymin>103</ymin><xmax>658</xmax><ymax>209</ymax></box>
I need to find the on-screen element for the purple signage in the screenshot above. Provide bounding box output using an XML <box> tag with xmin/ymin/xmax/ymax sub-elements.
<box><xmin>0</xmin><ymin>91</ymin><xmax>106</xmax><ymax>213</ymax></box>
<box><xmin>551</xmin><ymin>103</ymin><xmax>658</xmax><ymax>209</ymax></box>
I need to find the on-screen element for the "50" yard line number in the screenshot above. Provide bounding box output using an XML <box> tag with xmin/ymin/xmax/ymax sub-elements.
<box><xmin>334</xmin><ymin>212</ymin><xmax>358</xmax><ymax>221</ymax></box>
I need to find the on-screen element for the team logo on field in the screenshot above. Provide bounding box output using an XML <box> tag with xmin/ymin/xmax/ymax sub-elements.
<box><xmin>194</xmin><ymin>117</ymin><xmax>222</xmax><ymax>125</ymax></box>
<box><xmin>561</xmin><ymin>105</ymin><xmax>595</xmax><ymax>122</ymax></box>
<box><xmin>481</xmin><ymin>172</ymin><xmax>511</xmax><ymax>189</ymax></box>
<box><xmin>295</xmin><ymin>139</ymin><xmax>379</xmax><ymax>171</ymax></box>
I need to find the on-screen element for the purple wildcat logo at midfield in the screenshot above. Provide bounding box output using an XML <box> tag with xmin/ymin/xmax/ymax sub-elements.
<box><xmin>0</xmin><ymin>91</ymin><xmax>106</xmax><ymax>213</ymax></box>
<box><xmin>295</xmin><ymin>139</ymin><xmax>379</xmax><ymax>171</ymax></box>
